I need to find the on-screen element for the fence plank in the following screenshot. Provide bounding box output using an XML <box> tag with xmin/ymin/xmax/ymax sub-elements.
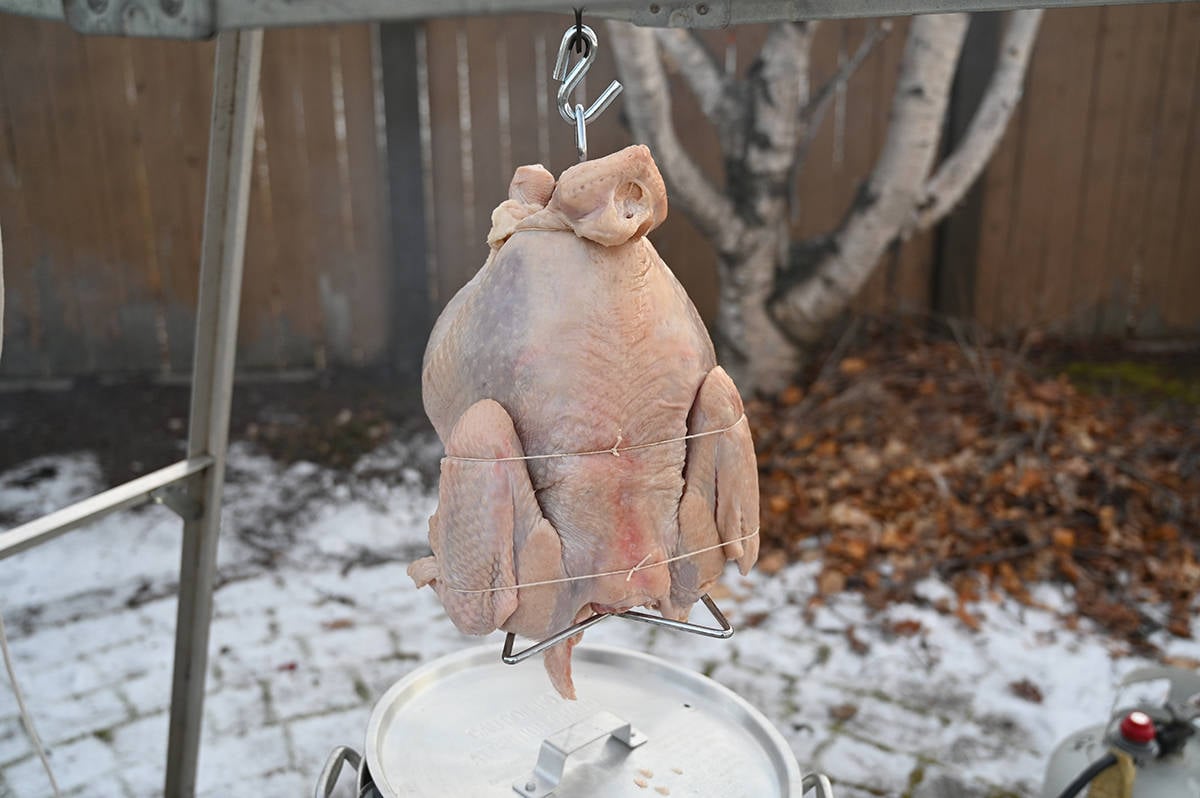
<box><xmin>501</xmin><ymin>18</ymin><xmax>545</xmax><ymax>173</ymax></box>
<box><xmin>425</xmin><ymin>19</ymin><xmax>468</xmax><ymax>309</ymax></box>
<box><xmin>125</xmin><ymin>39</ymin><xmax>208</xmax><ymax>373</ymax></box>
<box><xmin>380</xmin><ymin>21</ymin><xmax>433</xmax><ymax>375</ymax></box>
<box><xmin>466</xmin><ymin>16</ymin><xmax>505</xmax><ymax>261</ymax></box>
<box><xmin>0</xmin><ymin>17</ymin><xmax>46</xmax><ymax>374</ymax></box>
<box><xmin>300</xmin><ymin>27</ymin><xmax>355</xmax><ymax>365</ymax></box>
<box><xmin>1162</xmin><ymin>6</ymin><xmax>1200</xmax><ymax>334</ymax></box>
<box><xmin>1057</xmin><ymin>6</ymin><xmax>1133</xmax><ymax>336</ymax></box>
<box><xmin>1032</xmin><ymin>9</ymin><xmax>1103</xmax><ymax>333</ymax></box>
<box><xmin>1103</xmin><ymin>4</ymin><xmax>1172</xmax><ymax>336</ymax></box>
<box><xmin>1142</xmin><ymin>3</ymin><xmax>1200</xmax><ymax>335</ymax></box>
<box><xmin>20</xmin><ymin>22</ymin><xmax>90</xmax><ymax>372</ymax></box>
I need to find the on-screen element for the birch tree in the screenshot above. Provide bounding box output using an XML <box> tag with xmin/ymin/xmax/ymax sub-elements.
<box><xmin>607</xmin><ymin>12</ymin><xmax>1043</xmax><ymax>394</ymax></box>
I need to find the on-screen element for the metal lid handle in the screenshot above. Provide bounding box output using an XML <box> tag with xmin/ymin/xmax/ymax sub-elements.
<box><xmin>803</xmin><ymin>772</ymin><xmax>836</xmax><ymax>797</ymax></box>
<box><xmin>513</xmin><ymin>711</ymin><xmax>648</xmax><ymax>797</ymax></box>
<box><xmin>314</xmin><ymin>745</ymin><xmax>362</xmax><ymax>798</ymax></box>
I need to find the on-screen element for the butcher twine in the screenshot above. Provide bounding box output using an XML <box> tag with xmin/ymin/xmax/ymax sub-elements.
<box><xmin>438</xmin><ymin>414</ymin><xmax>760</xmax><ymax>595</ymax></box>
<box><xmin>442</xmin><ymin>413</ymin><xmax>748</xmax><ymax>463</ymax></box>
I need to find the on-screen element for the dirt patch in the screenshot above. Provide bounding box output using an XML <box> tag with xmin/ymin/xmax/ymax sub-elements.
<box><xmin>0</xmin><ymin>368</ymin><xmax>430</xmax><ymax>486</ymax></box>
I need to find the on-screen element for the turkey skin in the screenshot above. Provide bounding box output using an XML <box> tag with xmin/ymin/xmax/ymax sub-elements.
<box><xmin>408</xmin><ymin>145</ymin><xmax>759</xmax><ymax>699</ymax></box>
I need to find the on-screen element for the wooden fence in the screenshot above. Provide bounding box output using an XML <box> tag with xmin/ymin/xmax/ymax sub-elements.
<box><xmin>0</xmin><ymin>5</ymin><xmax>1196</xmax><ymax>379</ymax></box>
<box><xmin>0</xmin><ymin>19</ymin><xmax>390</xmax><ymax>377</ymax></box>
<box><xmin>973</xmin><ymin>3</ymin><xmax>1200</xmax><ymax>338</ymax></box>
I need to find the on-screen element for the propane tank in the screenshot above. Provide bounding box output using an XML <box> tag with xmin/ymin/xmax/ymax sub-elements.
<box><xmin>1041</xmin><ymin>667</ymin><xmax>1200</xmax><ymax>798</ymax></box>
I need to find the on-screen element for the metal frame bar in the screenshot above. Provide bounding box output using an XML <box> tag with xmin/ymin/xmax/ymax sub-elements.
<box><xmin>0</xmin><ymin>28</ymin><xmax>261</xmax><ymax>798</ymax></box>
<box><xmin>163</xmin><ymin>28</ymin><xmax>263</xmax><ymax>796</ymax></box>
<box><xmin>2</xmin><ymin>0</ymin><xmax>1192</xmax><ymax>37</ymax></box>
<box><xmin>0</xmin><ymin>457</ymin><xmax>212</xmax><ymax>561</ymax></box>
<box><xmin>501</xmin><ymin>594</ymin><xmax>734</xmax><ymax>665</ymax></box>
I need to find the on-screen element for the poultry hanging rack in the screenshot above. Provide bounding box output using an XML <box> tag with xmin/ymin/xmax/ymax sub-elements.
<box><xmin>490</xmin><ymin>18</ymin><xmax>743</xmax><ymax>668</ymax></box>
<box><xmin>501</xmin><ymin>593</ymin><xmax>735</xmax><ymax>664</ymax></box>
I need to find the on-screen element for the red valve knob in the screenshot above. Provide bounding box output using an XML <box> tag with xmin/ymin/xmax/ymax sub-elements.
<box><xmin>1119</xmin><ymin>711</ymin><xmax>1156</xmax><ymax>745</ymax></box>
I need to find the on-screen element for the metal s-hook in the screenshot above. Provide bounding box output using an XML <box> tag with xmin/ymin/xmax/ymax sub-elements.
<box><xmin>552</xmin><ymin>22</ymin><xmax>622</xmax><ymax>161</ymax></box>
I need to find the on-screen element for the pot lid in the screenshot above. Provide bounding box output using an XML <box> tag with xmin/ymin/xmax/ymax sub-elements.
<box><xmin>364</xmin><ymin>643</ymin><xmax>802</xmax><ymax>797</ymax></box>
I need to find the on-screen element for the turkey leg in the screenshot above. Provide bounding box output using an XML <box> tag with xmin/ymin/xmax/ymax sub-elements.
<box><xmin>406</xmin><ymin>398</ymin><xmax>584</xmax><ymax>697</ymax></box>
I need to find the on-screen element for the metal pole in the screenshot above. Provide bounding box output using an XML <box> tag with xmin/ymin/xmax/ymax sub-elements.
<box><xmin>163</xmin><ymin>28</ymin><xmax>262</xmax><ymax>797</ymax></box>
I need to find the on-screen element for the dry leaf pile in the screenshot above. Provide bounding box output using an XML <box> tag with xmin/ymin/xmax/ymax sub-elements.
<box><xmin>749</xmin><ymin>326</ymin><xmax>1199</xmax><ymax>655</ymax></box>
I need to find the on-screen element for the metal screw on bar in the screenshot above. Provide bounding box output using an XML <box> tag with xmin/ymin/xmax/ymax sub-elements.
<box><xmin>150</xmin><ymin>484</ymin><xmax>204</xmax><ymax>522</ymax></box>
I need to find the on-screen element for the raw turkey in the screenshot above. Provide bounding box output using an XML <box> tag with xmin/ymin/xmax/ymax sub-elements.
<box><xmin>408</xmin><ymin>145</ymin><xmax>759</xmax><ymax>699</ymax></box>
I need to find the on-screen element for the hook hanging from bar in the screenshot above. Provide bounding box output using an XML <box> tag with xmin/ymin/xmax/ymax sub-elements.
<box><xmin>552</xmin><ymin>17</ymin><xmax>622</xmax><ymax>162</ymax></box>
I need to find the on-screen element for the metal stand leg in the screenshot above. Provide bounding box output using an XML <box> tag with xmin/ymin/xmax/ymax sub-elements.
<box><xmin>163</xmin><ymin>29</ymin><xmax>263</xmax><ymax>797</ymax></box>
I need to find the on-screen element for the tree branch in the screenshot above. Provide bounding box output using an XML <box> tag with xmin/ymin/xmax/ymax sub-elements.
<box><xmin>741</xmin><ymin>22</ymin><xmax>815</xmax><ymax>185</ymax></box>
<box><xmin>913</xmin><ymin>9</ymin><xmax>1043</xmax><ymax>232</ymax></box>
<box><xmin>770</xmin><ymin>14</ymin><xmax>971</xmax><ymax>344</ymax></box>
<box><xmin>795</xmin><ymin>22</ymin><xmax>893</xmax><ymax>166</ymax></box>
<box><xmin>653</xmin><ymin>29</ymin><xmax>732</xmax><ymax>122</ymax></box>
<box><xmin>607</xmin><ymin>21</ymin><xmax>743</xmax><ymax>252</ymax></box>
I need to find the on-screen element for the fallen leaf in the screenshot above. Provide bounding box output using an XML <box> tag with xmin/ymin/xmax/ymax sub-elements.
<box><xmin>880</xmin><ymin>525</ymin><xmax>907</xmax><ymax>550</ymax></box>
<box><xmin>1150</xmin><ymin>523</ymin><xmax>1179</xmax><ymax>542</ymax></box>
<box><xmin>955</xmin><ymin>604</ymin><xmax>982</xmax><ymax>632</ymax></box>
<box><xmin>818</xmin><ymin>569</ymin><xmax>846</xmax><ymax>595</ymax></box>
<box><xmin>839</xmin><ymin>357</ymin><xmax>868</xmax><ymax>375</ymax></box>
<box><xmin>1008</xmin><ymin>679</ymin><xmax>1044</xmax><ymax>704</ymax></box>
<box><xmin>1052</xmin><ymin>528</ymin><xmax>1075</xmax><ymax>549</ymax></box>
<box><xmin>829</xmin><ymin>503</ymin><xmax>874</xmax><ymax>528</ymax></box>
<box><xmin>780</xmin><ymin>385</ymin><xmax>805</xmax><ymax>406</ymax></box>
<box><xmin>1167</xmin><ymin>616</ymin><xmax>1193</xmax><ymax>638</ymax></box>
<box><xmin>845</xmin><ymin>625</ymin><xmax>870</xmax><ymax>656</ymax></box>
<box><xmin>757</xmin><ymin>549</ymin><xmax>788</xmax><ymax>576</ymax></box>
<box><xmin>889</xmin><ymin>619</ymin><xmax>923</xmax><ymax>637</ymax></box>
<box><xmin>1013</xmin><ymin>467</ymin><xmax>1043</xmax><ymax>496</ymax></box>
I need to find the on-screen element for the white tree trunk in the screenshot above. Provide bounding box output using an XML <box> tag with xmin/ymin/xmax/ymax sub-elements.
<box><xmin>611</xmin><ymin>21</ymin><xmax>814</xmax><ymax>393</ymax></box>
<box><xmin>717</xmin><ymin>230</ymin><xmax>803</xmax><ymax>392</ymax></box>
<box><xmin>914</xmin><ymin>9</ymin><xmax>1043</xmax><ymax>231</ymax></box>
<box><xmin>715</xmin><ymin>23</ymin><xmax>814</xmax><ymax>392</ymax></box>
<box><xmin>607</xmin><ymin>23</ymin><xmax>743</xmax><ymax>254</ymax></box>
<box><xmin>771</xmin><ymin>14</ymin><xmax>970</xmax><ymax>344</ymax></box>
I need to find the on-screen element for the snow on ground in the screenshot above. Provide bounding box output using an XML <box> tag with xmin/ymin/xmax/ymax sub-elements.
<box><xmin>0</xmin><ymin>443</ymin><xmax>1196</xmax><ymax>797</ymax></box>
